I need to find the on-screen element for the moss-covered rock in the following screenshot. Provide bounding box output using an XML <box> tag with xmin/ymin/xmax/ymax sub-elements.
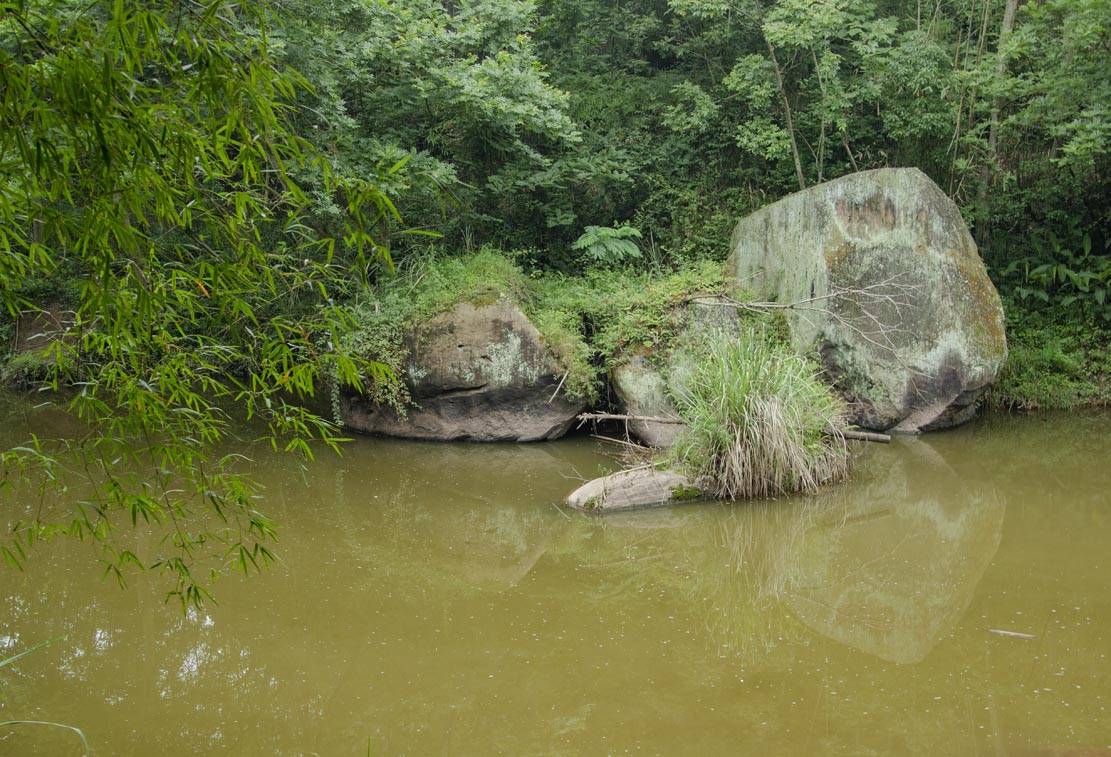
<box><xmin>726</xmin><ymin>168</ymin><xmax>1007</xmax><ymax>432</ymax></box>
<box><xmin>342</xmin><ymin>298</ymin><xmax>585</xmax><ymax>441</ymax></box>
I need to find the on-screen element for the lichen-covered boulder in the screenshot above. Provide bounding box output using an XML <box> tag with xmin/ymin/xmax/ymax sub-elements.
<box><xmin>610</xmin><ymin>296</ymin><xmax>740</xmax><ymax>447</ymax></box>
<box><xmin>726</xmin><ymin>168</ymin><xmax>1007</xmax><ymax>432</ymax></box>
<box><xmin>566</xmin><ymin>468</ymin><xmax>706</xmax><ymax>513</ymax></box>
<box><xmin>342</xmin><ymin>299</ymin><xmax>585</xmax><ymax>441</ymax></box>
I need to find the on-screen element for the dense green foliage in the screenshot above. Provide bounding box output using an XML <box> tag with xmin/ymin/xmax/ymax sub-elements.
<box><xmin>255</xmin><ymin>0</ymin><xmax>1109</xmax><ymax>300</ymax></box>
<box><xmin>986</xmin><ymin>300</ymin><xmax>1111</xmax><ymax>409</ymax></box>
<box><xmin>276</xmin><ymin>0</ymin><xmax>1110</xmax><ymax>398</ymax></box>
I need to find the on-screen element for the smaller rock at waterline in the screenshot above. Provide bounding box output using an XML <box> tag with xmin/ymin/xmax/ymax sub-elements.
<box><xmin>343</xmin><ymin>298</ymin><xmax>585</xmax><ymax>442</ymax></box>
<box><xmin>610</xmin><ymin>296</ymin><xmax>741</xmax><ymax>448</ymax></box>
<box><xmin>566</xmin><ymin>468</ymin><xmax>706</xmax><ymax>513</ymax></box>
<box><xmin>610</xmin><ymin>357</ymin><xmax>684</xmax><ymax>448</ymax></box>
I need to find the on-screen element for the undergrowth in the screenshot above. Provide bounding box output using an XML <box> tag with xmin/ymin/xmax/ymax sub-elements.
<box><xmin>343</xmin><ymin>248</ymin><xmax>734</xmax><ymax>408</ymax></box>
<box><xmin>666</xmin><ymin>327</ymin><xmax>850</xmax><ymax>500</ymax></box>
<box><xmin>985</xmin><ymin>299</ymin><xmax>1111</xmax><ymax>410</ymax></box>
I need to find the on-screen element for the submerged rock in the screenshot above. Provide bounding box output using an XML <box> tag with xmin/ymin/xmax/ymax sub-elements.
<box><xmin>566</xmin><ymin>468</ymin><xmax>706</xmax><ymax>513</ymax></box>
<box><xmin>342</xmin><ymin>299</ymin><xmax>585</xmax><ymax>441</ymax></box>
<box><xmin>726</xmin><ymin>168</ymin><xmax>1007</xmax><ymax>432</ymax></box>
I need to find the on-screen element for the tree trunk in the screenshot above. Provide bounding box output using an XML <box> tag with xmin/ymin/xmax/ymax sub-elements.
<box><xmin>766</xmin><ymin>38</ymin><xmax>806</xmax><ymax>190</ymax></box>
<box><xmin>975</xmin><ymin>0</ymin><xmax>1020</xmax><ymax>246</ymax></box>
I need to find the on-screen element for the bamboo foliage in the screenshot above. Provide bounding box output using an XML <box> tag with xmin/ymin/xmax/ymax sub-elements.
<box><xmin>0</xmin><ymin>0</ymin><xmax>395</xmax><ymax>605</ymax></box>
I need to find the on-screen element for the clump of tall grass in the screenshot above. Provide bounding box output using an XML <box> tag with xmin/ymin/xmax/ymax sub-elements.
<box><xmin>667</xmin><ymin>327</ymin><xmax>849</xmax><ymax>499</ymax></box>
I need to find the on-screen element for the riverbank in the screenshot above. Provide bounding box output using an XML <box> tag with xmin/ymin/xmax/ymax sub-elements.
<box><xmin>7</xmin><ymin>250</ymin><xmax>1109</xmax><ymax>424</ymax></box>
<box><xmin>986</xmin><ymin>301</ymin><xmax>1111</xmax><ymax>411</ymax></box>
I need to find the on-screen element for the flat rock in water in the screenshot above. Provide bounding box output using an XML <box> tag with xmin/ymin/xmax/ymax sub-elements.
<box><xmin>566</xmin><ymin>468</ymin><xmax>706</xmax><ymax>513</ymax></box>
<box><xmin>726</xmin><ymin>168</ymin><xmax>1007</xmax><ymax>432</ymax></box>
<box><xmin>343</xmin><ymin>299</ymin><xmax>585</xmax><ymax>441</ymax></box>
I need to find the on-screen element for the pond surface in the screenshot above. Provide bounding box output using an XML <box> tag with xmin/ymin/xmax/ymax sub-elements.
<box><xmin>1</xmin><ymin>405</ymin><xmax>1109</xmax><ymax>755</ymax></box>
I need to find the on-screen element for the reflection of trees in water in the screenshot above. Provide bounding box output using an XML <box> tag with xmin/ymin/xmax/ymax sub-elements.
<box><xmin>567</xmin><ymin>434</ymin><xmax>1006</xmax><ymax>666</ymax></box>
<box><xmin>254</xmin><ymin>438</ymin><xmax>608</xmax><ymax>596</ymax></box>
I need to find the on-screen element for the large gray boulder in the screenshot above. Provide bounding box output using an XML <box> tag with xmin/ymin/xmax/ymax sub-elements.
<box><xmin>342</xmin><ymin>299</ymin><xmax>585</xmax><ymax>441</ymax></box>
<box><xmin>726</xmin><ymin>168</ymin><xmax>1007</xmax><ymax>432</ymax></box>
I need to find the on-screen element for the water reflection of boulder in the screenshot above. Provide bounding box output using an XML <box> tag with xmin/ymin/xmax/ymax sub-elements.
<box><xmin>782</xmin><ymin>436</ymin><xmax>1005</xmax><ymax>663</ymax></box>
<box><xmin>564</xmin><ymin>434</ymin><xmax>1005</xmax><ymax>667</ymax></box>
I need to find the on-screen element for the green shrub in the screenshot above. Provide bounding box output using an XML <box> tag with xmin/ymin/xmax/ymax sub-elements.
<box><xmin>666</xmin><ymin>327</ymin><xmax>849</xmax><ymax>499</ymax></box>
<box><xmin>0</xmin><ymin>351</ymin><xmax>54</xmax><ymax>390</ymax></box>
<box><xmin>984</xmin><ymin>299</ymin><xmax>1111</xmax><ymax>410</ymax></box>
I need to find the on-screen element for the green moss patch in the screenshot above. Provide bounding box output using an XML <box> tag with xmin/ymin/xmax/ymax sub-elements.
<box><xmin>669</xmin><ymin>484</ymin><xmax>703</xmax><ymax>501</ymax></box>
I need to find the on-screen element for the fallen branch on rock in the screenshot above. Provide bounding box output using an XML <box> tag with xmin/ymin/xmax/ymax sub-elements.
<box><xmin>834</xmin><ymin>428</ymin><xmax>891</xmax><ymax>444</ymax></box>
<box><xmin>577</xmin><ymin>411</ymin><xmax>683</xmax><ymax>425</ymax></box>
<box><xmin>577</xmin><ymin>412</ymin><xmax>890</xmax><ymax>443</ymax></box>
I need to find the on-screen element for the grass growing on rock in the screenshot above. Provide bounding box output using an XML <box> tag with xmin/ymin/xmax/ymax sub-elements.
<box><xmin>343</xmin><ymin>248</ymin><xmax>735</xmax><ymax>408</ymax></box>
<box><xmin>343</xmin><ymin>248</ymin><xmax>536</xmax><ymax>409</ymax></box>
<box><xmin>530</xmin><ymin>260</ymin><xmax>731</xmax><ymax>370</ymax></box>
<box><xmin>666</xmin><ymin>327</ymin><xmax>850</xmax><ymax>500</ymax></box>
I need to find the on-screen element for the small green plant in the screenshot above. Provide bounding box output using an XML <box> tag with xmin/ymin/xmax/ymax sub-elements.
<box><xmin>571</xmin><ymin>225</ymin><xmax>643</xmax><ymax>267</ymax></box>
<box><xmin>667</xmin><ymin>327</ymin><xmax>849</xmax><ymax>499</ymax></box>
<box><xmin>1000</xmin><ymin>231</ymin><xmax>1111</xmax><ymax>320</ymax></box>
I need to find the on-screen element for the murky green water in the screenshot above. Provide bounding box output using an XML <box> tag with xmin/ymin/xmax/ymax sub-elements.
<box><xmin>1</xmin><ymin>405</ymin><xmax>1109</xmax><ymax>755</ymax></box>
